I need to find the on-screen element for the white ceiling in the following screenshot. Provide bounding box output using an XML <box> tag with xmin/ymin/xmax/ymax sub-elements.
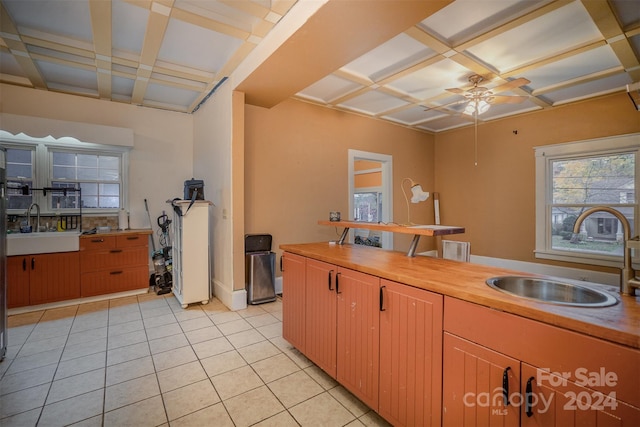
<box><xmin>1</xmin><ymin>0</ymin><xmax>639</xmax><ymax>133</ymax></box>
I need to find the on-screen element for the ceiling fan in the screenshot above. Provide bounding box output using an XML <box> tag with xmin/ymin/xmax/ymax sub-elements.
<box><xmin>445</xmin><ymin>74</ymin><xmax>531</xmax><ymax>116</ymax></box>
<box><xmin>431</xmin><ymin>74</ymin><xmax>530</xmax><ymax>166</ymax></box>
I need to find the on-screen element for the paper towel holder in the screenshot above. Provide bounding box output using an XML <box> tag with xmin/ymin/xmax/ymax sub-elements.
<box><xmin>118</xmin><ymin>208</ymin><xmax>128</xmax><ymax>230</ymax></box>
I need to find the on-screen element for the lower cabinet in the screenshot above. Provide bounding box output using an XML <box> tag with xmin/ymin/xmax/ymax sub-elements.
<box><xmin>442</xmin><ymin>333</ymin><xmax>520</xmax><ymax>427</ymax></box>
<box><xmin>7</xmin><ymin>232</ymin><xmax>150</xmax><ymax>309</ymax></box>
<box><xmin>7</xmin><ymin>256</ymin><xmax>30</xmax><ymax>308</ymax></box>
<box><xmin>282</xmin><ymin>252</ymin><xmax>443</xmax><ymax>426</ymax></box>
<box><xmin>443</xmin><ymin>297</ymin><xmax>640</xmax><ymax>427</ymax></box>
<box><xmin>282</xmin><ymin>252</ymin><xmax>307</xmax><ymax>352</ymax></box>
<box><xmin>379</xmin><ymin>279</ymin><xmax>443</xmax><ymax>427</ymax></box>
<box><xmin>7</xmin><ymin>252</ymin><xmax>81</xmax><ymax>307</ymax></box>
<box><xmin>521</xmin><ymin>363</ymin><xmax>640</xmax><ymax>427</ymax></box>
<box><xmin>304</xmin><ymin>258</ymin><xmax>337</xmax><ymax>377</ymax></box>
<box><xmin>80</xmin><ymin>233</ymin><xmax>149</xmax><ymax>297</ymax></box>
<box><xmin>335</xmin><ymin>267</ymin><xmax>380</xmax><ymax>410</ymax></box>
<box><xmin>283</xmin><ymin>252</ymin><xmax>640</xmax><ymax>427</ymax></box>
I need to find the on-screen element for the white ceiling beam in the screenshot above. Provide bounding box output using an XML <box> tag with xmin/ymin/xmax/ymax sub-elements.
<box><xmin>131</xmin><ymin>0</ymin><xmax>174</xmax><ymax>105</ymax></box>
<box><xmin>0</xmin><ymin>2</ymin><xmax>47</xmax><ymax>89</ymax></box>
<box><xmin>89</xmin><ymin>0</ymin><xmax>112</xmax><ymax>99</ymax></box>
<box><xmin>531</xmin><ymin>66</ymin><xmax>626</xmax><ymax>96</ymax></box>
<box><xmin>580</xmin><ymin>0</ymin><xmax>640</xmax><ymax>81</ymax></box>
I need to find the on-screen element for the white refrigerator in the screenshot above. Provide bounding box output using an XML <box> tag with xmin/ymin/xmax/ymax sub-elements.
<box><xmin>170</xmin><ymin>200</ymin><xmax>212</xmax><ymax>308</ymax></box>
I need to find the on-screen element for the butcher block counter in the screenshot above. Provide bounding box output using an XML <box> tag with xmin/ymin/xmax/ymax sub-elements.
<box><xmin>281</xmin><ymin>242</ymin><xmax>640</xmax><ymax>349</ymax></box>
<box><xmin>80</xmin><ymin>228</ymin><xmax>153</xmax><ymax>238</ymax></box>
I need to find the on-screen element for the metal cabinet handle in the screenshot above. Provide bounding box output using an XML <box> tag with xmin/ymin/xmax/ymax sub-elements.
<box><xmin>525</xmin><ymin>376</ymin><xmax>535</xmax><ymax>417</ymax></box>
<box><xmin>110</xmin><ymin>271</ymin><xmax>123</xmax><ymax>275</ymax></box>
<box><xmin>126</xmin><ymin>236</ymin><xmax>139</xmax><ymax>240</ymax></box>
<box><xmin>91</xmin><ymin>238</ymin><xmax>104</xmax><ymax>243</ymax></box>
<box><xmin>110</xmin><ymin>249</ymin><xmax>123</xmax><ymax>253</ymax></box>
<box><xmin>335</xmin><ymin>272</ymin><xmax>341</xmax><ymax>294</ymax></box>
<box><xmin>503</xmin><ymin>367</ymin><xmax>511</xmax><ymax>406</ymax></box>
<box><xmin>328</xmin><ymin>270</ymin><xmax>334</xmax><ymax>291</ymax></box>
<box><xmin>22</xmin><ymin>258</ymin><xmax>26</xmax><ymax>271</ymax></box>
<box><xmin>31</xmin><ymin>257</ymin><xmax>35</xmax><ymax>270</ymax></box>
<box><xmin>379</xmin><ymin>286</ymin><xmax>387</xmax><ymax>311</ymax></box>
<box><xmin>280</xmin><ymin>256</ymin><xmax>283</xmax><ymax>272</ymax></box>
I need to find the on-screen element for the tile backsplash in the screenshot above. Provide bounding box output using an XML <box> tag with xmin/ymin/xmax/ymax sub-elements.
<box><xmin>8</xmin><ymin>215</ymin><xmax>121</xmax><ymax>233</ymax></box>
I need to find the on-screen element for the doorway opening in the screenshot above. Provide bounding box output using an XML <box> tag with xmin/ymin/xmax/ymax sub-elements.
<box><xmin>348</xmin><ymin>150</ymin><xmax>393</xmax><ymax>250</ymax></box>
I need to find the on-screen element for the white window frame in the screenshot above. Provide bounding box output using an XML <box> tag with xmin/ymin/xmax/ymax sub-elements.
<box><xmin>1</xmin><ymin>134</ymin><xmax>130</xmax><ymax>215</ymax></box>
<box><xmin>348</xmin><ymin>150</ymin><xmax>393</xmax><ymax>250</ymax></box>
<box><xmin>534</xmin><ymin>133</ymin><xmax>640</xmax><ymax>268</ymax></box>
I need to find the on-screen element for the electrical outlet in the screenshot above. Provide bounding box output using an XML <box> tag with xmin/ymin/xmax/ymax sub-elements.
<box><xmin>222</xmin><ymin>208</ymin><xmax>228</xmax><ymax>219</ymax></box>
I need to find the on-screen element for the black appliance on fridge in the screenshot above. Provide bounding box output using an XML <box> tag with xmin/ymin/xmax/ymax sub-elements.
<box><xmin>0</xmin><ymin>148</ymin><xmax>6</xmax><ymax>361</ymax></box>
<box><xmin>245</xmin><ymin>234</ymin><xmax>277</xmax><ymax>305</ymax></box>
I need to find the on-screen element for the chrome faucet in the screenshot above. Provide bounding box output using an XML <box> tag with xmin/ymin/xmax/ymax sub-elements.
<box><xmin>573</xmin><ymin>206</ymin><xmax>640</xmax><ymax>296</ymax></box>
<box><xmin>27</xmin><ymin>203</ymin><xmax>40</xmax><ymax>233</ymax></box>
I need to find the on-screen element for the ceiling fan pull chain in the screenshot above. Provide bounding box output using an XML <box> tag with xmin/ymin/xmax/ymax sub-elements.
<box><xmin>474</xmin><ymin>111</ymin><xmax>478</xmax><ymax>166</ymax></box>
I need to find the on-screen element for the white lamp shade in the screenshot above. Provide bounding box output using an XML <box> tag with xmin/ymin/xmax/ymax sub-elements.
<box><xmin>410</xmin><ymin>184</ymin><xmax>429</xmax><ymax>203</ymax></box>
<box><xmin>463</xmin><ymin>99</ymin><xmax>491</xmax><ymax>116</ymax></box>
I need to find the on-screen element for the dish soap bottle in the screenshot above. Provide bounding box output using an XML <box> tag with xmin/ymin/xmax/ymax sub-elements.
<box><xmin>57</xmin><ymin>215</ymin><xmax>66</xmax><ymax>232</ymax></box>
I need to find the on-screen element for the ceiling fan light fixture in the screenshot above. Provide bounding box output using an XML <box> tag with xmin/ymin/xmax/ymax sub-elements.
<box><xmin>463</xmin><ymin>99</ymin><xmax>491</xmax><ymax>116</ymax></box>
<box><xmin>463</xmin><ymin>103</ymin><xmax>476</xmax><ymax>115</ymax></box>
<box><xmin>477</xmin><ymin>99</ymin><xmax>490</xmax><ymax>114</ymax></box>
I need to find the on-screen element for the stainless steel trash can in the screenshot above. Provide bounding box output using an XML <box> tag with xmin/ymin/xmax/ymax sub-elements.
<box><xmin>245</xmin><ymin>234</ymin><xmax>277</xmax><ymax>304</ymax></box>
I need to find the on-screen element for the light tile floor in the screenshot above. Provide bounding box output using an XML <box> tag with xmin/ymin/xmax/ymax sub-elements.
<box><xmin>0</xmin><ymin>293</ymin><xmax>392</xmax><ymax>427</ymax></box>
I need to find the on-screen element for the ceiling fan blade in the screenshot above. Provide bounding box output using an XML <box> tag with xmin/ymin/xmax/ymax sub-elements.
<box><xmin>445</xmin><ymin>87</ymin><xmax>466</xmax><ymax>94</ymax></box>
<box><xmin>490</xmin><ymin>78</ymin><xmax>531</xmax><ymax>94</ymax></box>
<box><xmin>423</xmin><ymin>99</ymin><xmax>467</xmax><ymax>111</ymax></box>
<box><xmin>489</xmin><ymin>95</ymin><xmax>528</xmax><ymax>104</ymax></box>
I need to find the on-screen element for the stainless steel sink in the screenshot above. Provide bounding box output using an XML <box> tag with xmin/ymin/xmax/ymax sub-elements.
<box><xmin>486</xmin><ymin>276</ymin><xmax>618</xmax><ymax>307</ymax></box>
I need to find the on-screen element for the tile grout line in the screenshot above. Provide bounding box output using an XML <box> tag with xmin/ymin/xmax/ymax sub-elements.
<box><xmin>2</xmin><ymin>295</ymin><xmax>382</xmax><ymax>426</ymax></box>
<box><xmin>33</xmin><ymin>304</ymin><xmax>81</xmax><ymax>426</ymax></box>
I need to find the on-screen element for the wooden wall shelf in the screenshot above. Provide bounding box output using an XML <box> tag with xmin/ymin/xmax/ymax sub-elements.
<box><xmin>318</xmin><ymin>220</ymin><xmax>465</xmax><ymax>257</ymax></box>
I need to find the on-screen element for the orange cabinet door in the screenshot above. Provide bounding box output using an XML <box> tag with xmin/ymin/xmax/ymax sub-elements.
<box><xmin>521</xmin><ymin>363</ymin><xmax>640</xmax><ymax>426</ymax></box>
<box><xmin>282</xmin><ymin>252</ymin><xmax>306</xmax><ymax>352</ymax></box>
<box><xmin>336</xmin><ymin>266</ymin><xmax>380</xmax><ymax>411</ymax></box>
<box><xmin>305</xmin><ymin>258</ymin><xmax>338</xmax><ymax>378</ymax></box>
<box><xmin>29</xmin><ymin>252</ymin><xmax>81</xmax><ymax>305</ymax></box>
<box><xmin>7</xmin><ymin>256</ymin><xmax>30</xmax><ymax>308</ymax></box>
<box><xmin>443</xmin><ymin>333</ymin><xmax>520</xmax><ymax>427</ymax></box>
<box><xmin>379</xmin><ymin>279</ymin><xmax>443</xmax><ymax>427</ymax></box>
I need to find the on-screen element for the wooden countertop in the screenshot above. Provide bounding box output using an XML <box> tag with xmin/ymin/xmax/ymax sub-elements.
<box><xmin>80</xmin><ymin>228</ymin><xmax>152</xmax><ymax>238</ymax></box>
<box><xmin>280</xmin><ymin>242</ymin><xmax>640</xmax><ymax>349</ymax></box>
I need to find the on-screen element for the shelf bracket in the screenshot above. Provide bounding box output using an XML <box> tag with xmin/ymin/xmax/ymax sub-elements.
<box><xmin>338</xmin><ymin>227</ymin><xmax>350</xmax><ymax>245</ymax></box>
<box><xmin>407</xmin><ymin>235</ymin><xmax>421</xmax><ymax>257</ymax></box>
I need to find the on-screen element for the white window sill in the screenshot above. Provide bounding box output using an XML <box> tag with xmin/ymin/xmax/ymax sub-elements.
<box><xmin>534</xmin><ymin>249</ymin><xmax>625</xmax><ymax>269</ymax></box>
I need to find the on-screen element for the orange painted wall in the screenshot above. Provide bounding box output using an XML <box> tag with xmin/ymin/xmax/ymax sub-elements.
<box><xmin>434</xmin><ymin>92</ymin><xmax>640</xmax><ymax>271</ymax></box>
<box><xmin>244</xmin><ymin>98</ymin><xmax>435</xmax><ymax>262</ymax></box>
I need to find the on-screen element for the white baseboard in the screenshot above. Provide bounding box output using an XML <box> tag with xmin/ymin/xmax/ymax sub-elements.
<box><xmin>417</xmin><ymin>251</ymin><xmax>618</xmax><ymax>286</ymax></box>
<box><xmin>7</xmin><ymin>288</ymin><xmax>150</xmax><ymax>316</ymax></box>
<box><xmin>212</xmin><ymin>279</ymin><xmax>247</xmax><ymax>311</ymax></box>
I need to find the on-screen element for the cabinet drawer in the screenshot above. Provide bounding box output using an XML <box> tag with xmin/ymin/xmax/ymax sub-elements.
<box><xmin>80</xmin><ymin>236</ymin><xmax>116</xmax><ymax>251</ymax></box>
<box><xmin>80</xmin><ymin>246</ymin><xmax>148</xmax><ymax>273</ymax></box>
<box><xmin>116</xmin><ymin>234</ymin><xmax>147</xmax><ymax>248</ymax></box>
<box><xmin>81</xmin><ymin>266</ymin><xmax>148</xmax><ymax>297</ymax></box>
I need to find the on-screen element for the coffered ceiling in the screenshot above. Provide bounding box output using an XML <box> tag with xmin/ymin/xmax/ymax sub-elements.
<box><xmin>0</xmin><ymin>0</ymin><xmax>296</xmax><ymax>113</ymax></box>
<box><xmin>1</xmin><ymin>0</ymin><xmax>639</xmax><ymax>133</ymax></box>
